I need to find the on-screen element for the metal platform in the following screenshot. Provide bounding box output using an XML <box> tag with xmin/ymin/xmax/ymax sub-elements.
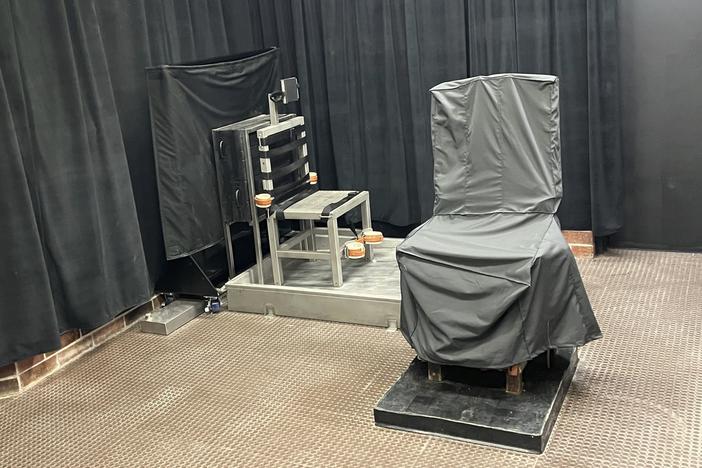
<box><xmin>226</xmin><ymin>228</ymin><xmax>400</xmax><ymax>328</ymax></box>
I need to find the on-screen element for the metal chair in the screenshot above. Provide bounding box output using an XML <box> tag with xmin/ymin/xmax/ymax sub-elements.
<box><xmin>253</xmin><ymin>78</ymin><xmax>377</xmax><ymax>287</ymax></box>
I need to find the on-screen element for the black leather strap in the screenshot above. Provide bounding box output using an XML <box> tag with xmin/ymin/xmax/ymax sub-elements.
<box><xmin>260</xmin><ymin>156</ymin><xmax>308</xmax><ymax>181</ymax></box>
<box><xmin>321</xmin><ymin>191</ymin><xmax>359</xmax><ymax>217</ymax></box>
<box><xmin>264</xmin><ymin>137</ymin><xmax>307</xmax><ymax>158</ymax></box>
<box><xmin>272</xmin><ymin>186</ymin><xmax>319</xmax><ymax>220</ymax></box>
<box><xmin>268</xmin><ymin>178</ymin><xmax>310</xmax><ymax>200</ymax></box>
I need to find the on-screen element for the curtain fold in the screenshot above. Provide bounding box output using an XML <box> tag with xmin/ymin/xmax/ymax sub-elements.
<box><xmin>586</xmin><ymin>0</ymin><xmax>623</xmax><ymax>236</ymax></box>
<box><xmin>0</xmin><ymin>6</ymin><xmax>62</xmax><ymax>360</ymax></box>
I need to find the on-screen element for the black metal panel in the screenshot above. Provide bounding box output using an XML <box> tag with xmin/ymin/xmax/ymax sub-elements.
<box><xmin>155</xmin><ymin>255</ymin><xmax>219</xmax><ymax>297</ymax></box>
<box><xmin>212</xmin><ymin>114</ymin><xmax>299</xmax><ymax>224</ymax></box>
<box><xmin>146</xmin><ymin>48</ymin><xmax>280</xmax><ymax>259</ymax></box>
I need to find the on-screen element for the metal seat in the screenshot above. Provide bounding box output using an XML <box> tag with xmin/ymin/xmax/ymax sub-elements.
<box><xmin>266</xmin><ymin>190</ymin><xmax>374</xmax><ymax>287</ymax></box>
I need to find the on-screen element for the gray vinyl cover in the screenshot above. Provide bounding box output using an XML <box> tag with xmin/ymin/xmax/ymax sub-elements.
<box><xmin>397</xmin><ymin>74</ymin><xmax>602</xmax><ymax>369</ymax></box>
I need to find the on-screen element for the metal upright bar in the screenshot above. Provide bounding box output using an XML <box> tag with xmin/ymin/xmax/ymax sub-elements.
<box><xmin>241</xmin><ymin>132</ymin><xmax>264</xmax><ymax>284</ymax></box>
<box><xmin>267</xmin><ymin>94</ymin><xmax>279</xmax><ymax>125</ymax></box>
<box><xmin>267</xmin><ymin>212</ymin><xmax>284</xmax><ymax>285</ymax></box>
<box><xmin>223</xmin><ymin>222</ymin><xmax>235</xmax><ymax>279</ymax></box>
<box><xmin>327</xmin><ymin>217</ymin><xmax>343</xmax><ymax>287</ymax></box>
<box><xmin>301</xmin><ymin>221</ymin><xmax>310</xmax><ymax>251</ymax></box>
<box><xmin>361</xmin><ymin>193</ymin><xmax>375</xmax><ymax>261</ymax></box>
<box><xmin>306</xmin><ymin>220</ymin><xmax>317</xmax><ymax>252</ymax></box>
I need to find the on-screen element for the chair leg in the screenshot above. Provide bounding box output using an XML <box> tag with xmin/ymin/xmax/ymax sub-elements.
<box><xmin>327</xmin><ymin>217</ymin><xmax>343</xmax><ymax>287</ymax></box>
<box><xmin>300</xmin><ymin>220</ymin><xmax>309</xmax><ymax>251</ymax></box>
<box><xmin>267</xmin><ymin>214</ymin><xmax>284</xmax><ymax>285</ymax></box>
<box><xmin>505</xmin><ymin>362</ymin><xmax>526</xmax><ymax>395</ymax></box>
<box><xmin>427</xmin><ymin>362</ymin><xmax>443</xmax><ymax>382</ymax></box>
<box><xmin>306</xmin><ymin>220</ymin><xmax>317</xmax><ymax>253</ymax></box>
<box><xmin>360</xmin><ymin>195</ymin><xmax>374</xmax><ymax>261</ymax></box>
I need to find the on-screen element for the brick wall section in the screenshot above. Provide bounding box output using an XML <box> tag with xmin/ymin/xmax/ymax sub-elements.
<box><xmin>0</xmin><ymin>295</ymin><xmax>163</xmax><ymax>399</ymax></box>
<box><xmin>563</xmin><ymin>230</ymin><xmax>595</xmax><ymax>258</ymax></box>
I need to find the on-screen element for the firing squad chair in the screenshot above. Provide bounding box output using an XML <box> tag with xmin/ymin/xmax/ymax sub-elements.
<box><xmin>251</xmin><ymin>79</ymin><xmax>381</xmax><ymax>287</ymax></box>
<box><xmin>397</xmin><ymin>74</ymin><xmax>602</xmax><ymax>393</ymax></box>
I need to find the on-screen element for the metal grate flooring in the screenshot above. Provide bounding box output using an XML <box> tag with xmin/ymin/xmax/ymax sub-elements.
<box><xmin>1</xmin><ymin>249</ymin><xmax>701</xmax><ymax>467</ymax></box>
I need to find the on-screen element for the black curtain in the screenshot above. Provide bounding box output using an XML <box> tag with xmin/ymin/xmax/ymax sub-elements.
<box><xmin>293</xmin><ymin>0</ymin><xmax>622</xmax><ymax>235</ymax></box>
<box><xmin>0</xmin><ymin>0</ymin><xmax>296</xmax><ymax>365</ymax></box>
<box><xmin>0</xmin><ymin>0</ymin><xmax>154</xmax><ymax>364</ymax></box>
<box><xmin>0</xmin><ymin>0</ymin><xmax>621</xmax><ymax>365</ymax></box>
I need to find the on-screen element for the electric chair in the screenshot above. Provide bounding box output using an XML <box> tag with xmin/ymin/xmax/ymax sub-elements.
<box><xmin>217</xmin><ymin>78</ymin><xmax>384</xmax><ymax>288</ymax></box>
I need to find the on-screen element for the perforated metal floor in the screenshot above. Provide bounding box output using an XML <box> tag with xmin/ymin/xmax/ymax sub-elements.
<box><xmin>1</xmin><ymin>249</ymin><xmax>701</xmax><ymax>467</ymax></box>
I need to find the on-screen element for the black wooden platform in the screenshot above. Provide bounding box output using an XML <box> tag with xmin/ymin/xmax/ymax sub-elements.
<box><xmin>374</xmin><ymin>348</ymin><xmax>578</xmax><ymax>453</ymax></box>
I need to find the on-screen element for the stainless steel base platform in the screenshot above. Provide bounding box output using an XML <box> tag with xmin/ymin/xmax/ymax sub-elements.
<box><xmin>226</xmin><ymin>229</ymin><xmax>401</xmax><ymax>328</ymax></box>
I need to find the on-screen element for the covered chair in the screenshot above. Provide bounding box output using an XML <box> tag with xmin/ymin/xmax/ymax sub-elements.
<box><xmin>397</xmin><ymin>74</ymin><xmax>602</xmax><ymax>369</ymax></box>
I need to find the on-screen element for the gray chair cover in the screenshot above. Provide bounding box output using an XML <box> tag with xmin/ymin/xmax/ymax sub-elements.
<box><xmin>397</xmin><ymin>74</ymin><xmax>602</xmax><ymax>369</ymax></box>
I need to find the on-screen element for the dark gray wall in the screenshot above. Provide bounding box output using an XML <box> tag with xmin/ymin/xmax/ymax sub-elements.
<box><xmin>613</xmin><ymin>0</ymin><xmax>702</xmax><ymax>251</ymax></box>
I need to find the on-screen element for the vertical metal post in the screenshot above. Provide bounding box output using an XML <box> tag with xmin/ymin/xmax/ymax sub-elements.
<box><xmin>306</xmin><ymin>220</ymin><xmax>317</xmax><ymax>253</ymax></box>
<box><xmin>307</xmin><ymin>219</ymin><xmax>317</xmax><ymax>252</ymax></box>
<box><xmin>223</xmin><ymin>222</ymin><xmax>235</xmax><ymax>279</ymax></box>
<box><xmin>301</xmin><ymin>220</ymin><xmax>309</xmax><ymax>251</ymax></box>
<box><xmin>242</xmin><ymin>133</ymin><xmax>264</xmax><ymax>284</ymax></box>
<box><xmin>361</xmin><ymin>193</ymin><xmax>374</xmax><ymax>261</ymax></box>
<box><xmin>327</xmin><ymin>217</ymin><xmax>343</xmax><ymax>287</ymax></box>
<box><xmin>267</xmin><ymin>213</ymin><xmax>284</xmax><ymax>285</ymax></box>
<box><xmin>268</xmin><ymin>94</ymin><xmax>279</xmax><ymax>125</ymax></box>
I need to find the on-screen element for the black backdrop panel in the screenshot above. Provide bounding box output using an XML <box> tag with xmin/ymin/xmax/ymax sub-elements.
<box><xmin>293</xmin><ymin>0</ymin><xmax>622</xmax><ymax>236</ymax></box>
<box><xmin>147</xmin><ymin>48</ymin><xmax>280</xmax><ymax>259</ymax></box>
<box><xmin>614</xmin><ymin>0</ymin><xmax>702</xmax><ymax>251</ymax></box>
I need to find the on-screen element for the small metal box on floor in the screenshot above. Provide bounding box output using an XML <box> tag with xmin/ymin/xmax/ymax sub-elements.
<box><xmin>225</xmin><ymin>230</ymin><xmax>401</xmax><ymax>328</ymax></box>
<box><xmin>139</xmin><ymin>299</ymin><xmax>204</xmax><ymax>336</ymax></box>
